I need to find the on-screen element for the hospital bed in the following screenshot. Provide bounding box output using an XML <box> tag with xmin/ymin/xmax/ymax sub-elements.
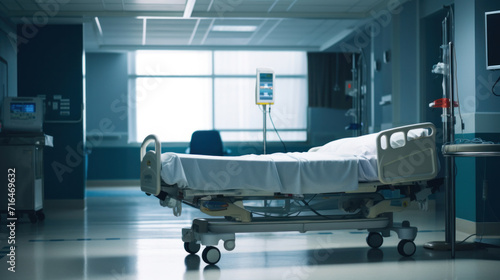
<box><xmin>140</xmin><ymin>123</ymin><xmax>438</xmax><ymax>264</ymax></box>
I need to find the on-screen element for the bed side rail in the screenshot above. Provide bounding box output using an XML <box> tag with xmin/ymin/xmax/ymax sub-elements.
<box><xmin>376</xmin><ymin>122</ymin><xmax>438</xmax><ymax>184</ymax></box>
<box><xmin>140</xmin><ymin>134</ymin><xmax>161</xmax><ymax>196</ymax></box>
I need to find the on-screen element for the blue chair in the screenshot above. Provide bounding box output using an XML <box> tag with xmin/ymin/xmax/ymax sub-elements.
<box><xmin>189</xmin><ymin>130</ymin><xmax>225</xmax><ymax>156</ymax></box>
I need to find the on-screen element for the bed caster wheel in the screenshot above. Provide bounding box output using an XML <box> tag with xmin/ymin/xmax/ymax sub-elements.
<box><xmin>202</xmin><ymin>246</ymin><xmax>221</xmax><ymax>265</ymax></box>
<box><xmin>29</xmin><ymin>212</ymin><xmax>38</xmax><ymax>224</ymax></box>
<box><xmin>184</xmin><ymin>242</ymin><xmax>201</xmax><ymax>254</ymax></box>
<box><xmin>366</xmin><ymin>232</ymin><xmax>383</xmax><ymax>249</ymax></box>
<box><xmin>398</xmin><ymin>240</ymin><xmax>416</xmax><ymax>257</ymax></box>
<box><xmin>224</xmin><ymin>239</ymin><xmax>236</xmax><ymax>251</ymax></box>
<box><xmin>36</xmin><ymin>211</ymin><xmax>45</xmax><ymax>221</ymax></box>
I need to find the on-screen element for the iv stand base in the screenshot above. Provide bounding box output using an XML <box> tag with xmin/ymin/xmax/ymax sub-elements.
<box><xmin>423</xmin><ymin>241</ymin><xmax>476</xmax><ymax>251</ymax></box>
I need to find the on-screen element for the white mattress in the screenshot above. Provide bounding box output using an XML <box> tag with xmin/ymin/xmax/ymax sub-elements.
<box><xmin>160</xmin><ymin>152</ymin><xmax>378</xmax><ymax>194</ymax></box>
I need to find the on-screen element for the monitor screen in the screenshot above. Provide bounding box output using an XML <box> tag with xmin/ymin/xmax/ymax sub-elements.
<box><xmin>259</xmin><ymin>73</ymin><xmax>273</xmax><ymax>101</ymax></box>
<box><xmin>486</xmin><ymin>10</ymin><xmax>500</xmax><ymax>70</ymax></box>
<box><xmin>11</xmin><ymin>103</ymin><xmax>36</xmax><ymax>113</ymax></box>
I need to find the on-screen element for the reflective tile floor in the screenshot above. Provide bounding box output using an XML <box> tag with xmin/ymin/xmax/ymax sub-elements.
<box><xmin>1</xmin><ymin>187</ymin><xmax>499</xmax><ymax>280</ymax></box>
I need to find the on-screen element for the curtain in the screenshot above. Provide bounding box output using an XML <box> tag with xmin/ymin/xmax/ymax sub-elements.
<box><xmin>307</xmin><ymin>52</ymin><xmax>354</xmax><ymax>109</ymax></box>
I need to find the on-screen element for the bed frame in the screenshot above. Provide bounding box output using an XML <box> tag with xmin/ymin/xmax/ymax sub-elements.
<box><xmin>139</xmin><ymin>123</ymin><xmax>438</xmax><ymax>264</ymax></box>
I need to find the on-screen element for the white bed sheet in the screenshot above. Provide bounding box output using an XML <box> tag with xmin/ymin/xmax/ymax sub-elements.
<box><xmin>160</xmin><ymin>152</ymin><xmax>378</xmax><ymax>194</ymax></box>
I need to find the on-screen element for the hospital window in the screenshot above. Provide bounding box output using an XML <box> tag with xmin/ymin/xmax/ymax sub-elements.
<box><xmin>130</xmin><ymin>50</ymin><xmax>308</xmax><ymax>143</ymax></box>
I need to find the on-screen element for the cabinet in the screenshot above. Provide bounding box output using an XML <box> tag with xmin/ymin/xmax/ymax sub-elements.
<box><xmin>0</xmin><ymin>134</ymin><xmax>51</xmax><ymax>223</ymax></box>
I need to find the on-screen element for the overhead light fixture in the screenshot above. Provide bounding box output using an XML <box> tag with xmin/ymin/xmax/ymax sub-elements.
<box><xmin>183</xmin><ymin>0</ymin><xmax>196</xmax><ymax>18</ymax></box>
<box><xmin>136</xmin><ymin>16</ymin><xmax>175</xmax><ymax>20</ymax></box>
<box><xmin>94</xmin><ymin>17</ymin><xmax>103</xmax><ymax>37</ymax></box>
<box><xmin>211</xmin><ymin>25</ymin><xmax>257</xmax><ymax>32</ymax></box>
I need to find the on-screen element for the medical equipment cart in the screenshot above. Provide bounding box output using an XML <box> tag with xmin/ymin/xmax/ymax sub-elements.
<box><xmin>0</xmin><ymin>133</ymin><xmax>52</xmax><ymax>223</ymax></box>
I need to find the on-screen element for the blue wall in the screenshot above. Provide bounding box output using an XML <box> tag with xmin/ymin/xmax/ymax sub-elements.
<box><xmin>0</xmin><ymin>19</ymin><xmax>17</xmax><ymax>101</ymax></box>
<box><xmin>86</xmin><ymin>53</ymin><xmax>128</xmax><ymax>135</ymax></box>
<box><xmin>17</xmin><ymin>25</ymin><xmax>85</xmax><ymax>202</ymax></box>
<box><xmin>394</xmin><ymin>0</ymin><xmax>419</xmax><ymax>126</ymax></box>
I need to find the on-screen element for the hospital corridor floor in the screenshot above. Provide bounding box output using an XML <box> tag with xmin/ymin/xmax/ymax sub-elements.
<box><xmin>0</xmin><ymin>187</ymin><xmax>499</xmax><ymax>280</ymax></box>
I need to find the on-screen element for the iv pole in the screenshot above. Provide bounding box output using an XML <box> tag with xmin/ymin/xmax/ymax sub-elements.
<box><xmin>263</xmin><ymin>104</ymin><xmax>267</xmax><ymax>154</ymax></box>
<box><xmin>424</xmin><ymin>10</ymin><xmax>456</xmax><ymax>256</ymax></box>
<box><xmin>425</xmin><ymin>7</ymin><xmax>474</xmax><ymax>258</ymax></box>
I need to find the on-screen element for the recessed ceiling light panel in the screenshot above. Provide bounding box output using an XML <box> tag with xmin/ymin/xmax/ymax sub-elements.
<box><xmin>211</xmin><ymin>25</ymin><xmax>257</xmax><ymax>32</ymax></box>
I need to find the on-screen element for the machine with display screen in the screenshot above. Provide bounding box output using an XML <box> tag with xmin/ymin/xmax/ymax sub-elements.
<box><xmin>0</xmin><ymin>97</ymin><xmax>50</xmax><ymax>223</ymax></box>
<box><xmin>1</xmin><ymin>97</ymin><xmax>44</xmax><ymax>132</ymax></box>
<box><xmin>256</xmin><ymin>68</ymin><xmax>275</xmax><ymax>105</ymax></box>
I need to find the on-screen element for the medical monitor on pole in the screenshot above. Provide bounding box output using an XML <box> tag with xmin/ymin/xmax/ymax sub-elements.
<box><xmin>256</xmin><ymin>68</ymin><xmax>275</xmax><ymax>105</ymax></box>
